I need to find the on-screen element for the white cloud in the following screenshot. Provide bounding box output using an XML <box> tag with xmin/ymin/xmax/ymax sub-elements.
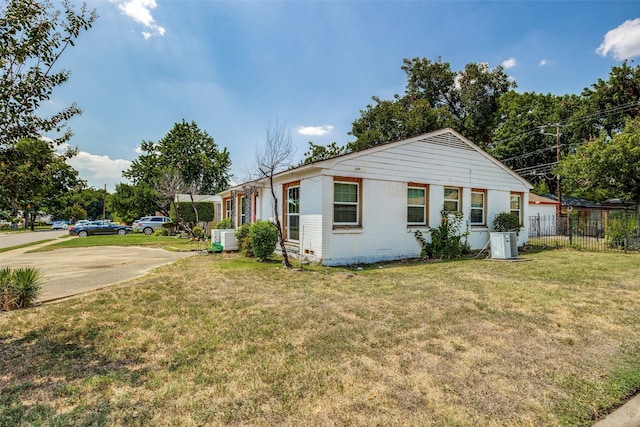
<box><xmin>112</xmin><ymin>0</ymin><xmax>166</xmax><ymax>39</ymax></box>
<box><xmin>502</xmin><ymin>57</ymin><xmax>517</xmax><ymax>69</ymax></box>
<box><xmin>539</xmin><ymin>58</ymin><xmax>549</xmax><ymax>66</ymax></box>
<box><xmin>66</xmin><ymin>151</ymin><xmax>132</xmax><ymax>192</ymax></box>
<box><xmin>297</xmin><ymin>125</ymin><xmax>334</xmax><ymax>136</ymax></box>
<box><xmin>596</xmin><ymin>18</ymin><xmax>640</xmax><ymax>60</ymax></box>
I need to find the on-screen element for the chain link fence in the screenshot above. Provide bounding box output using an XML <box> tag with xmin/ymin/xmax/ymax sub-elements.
<box><xmin>527</xmin><ymin>213</ymin><xmax>639</xmax><ymax>252</ymax></box>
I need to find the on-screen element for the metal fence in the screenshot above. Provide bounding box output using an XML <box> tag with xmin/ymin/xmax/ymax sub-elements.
<box><xmin>527</xmin><ymin>213</ymin><xmax>639</xmax><ymax>252</ymax></box>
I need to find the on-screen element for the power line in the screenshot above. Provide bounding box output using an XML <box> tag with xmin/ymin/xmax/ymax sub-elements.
<box><xmin>495</xmin><ymin>100</ymin><xmax>640</xmax><ymax>165</ymax></box>
<box><xmin>493</xmin><ymin>100</ymin><xmax>640</xmax><ymax>155</ymax></box>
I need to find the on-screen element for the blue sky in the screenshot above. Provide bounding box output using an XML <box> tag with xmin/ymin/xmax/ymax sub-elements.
<box><xmin>49</xmin><ymin>0</ymin><xmax>640</xmax><ymax>192</ymax></box>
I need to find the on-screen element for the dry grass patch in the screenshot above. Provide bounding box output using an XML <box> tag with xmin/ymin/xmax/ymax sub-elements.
<box><xmin>2</xmin><ymin>250</ymin><xmax>640</xmax><ymax>426</ymax></box>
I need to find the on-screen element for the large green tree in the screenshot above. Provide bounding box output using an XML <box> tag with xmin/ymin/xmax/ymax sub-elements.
<box><xmin>108</xmin><ymin>182</ymin><xmax>158</xmax><ymax>224</ymax></box>
<box><xmin>490</xmin><ymin>92</ymin><xmax>586</xmax><ymax>192</ymax></box>
<box><xmin>347</xmin><ymin>96</ymin><xmax>443</xmax><ymax>152</ymax></box>
<box><xmin>303</xmin><ymin>141</ymin><xmax>346</xmax><ymax>164</ymax></box>
<box><xmin>47</xmin><ymin>186</ymin><xmax>110</xmax><ymax>222</ymax></box>
<box><xmin>581</xmin><ymin>61</ymin><xmax>640</xmax><ymax>138</ymax></box>
<box><xmin>0</xmin><ymin>137</ymin><xmax>83</xmax><ymax>228</ymax></box>
<box><xmin>401</xmin><ymin>57</ymin><xmax>515</xmax><ymax>147</ymax></box>
<box><xmin>0</xmin><ymin>0</ymin><xmax>97</xmax><ymax>147</ymax></box>
<box><xmin>0</xmin><ymin>0</ymin><xmax>96</xmax><ymax>217</ymax></box>
<box><xmin>349</xmin><ymin>57</ymin><xmax>515</xmax><ymax>150</ymax></box>
<box><xmin>123</xmin><ymin>120</ymin><xmax>231</xmax><ymax>196</ymax></box>
<box><xmin>305</xmin><ymin>57</ymin><xmax>515</xmax><ymax>162</ymax></box>
<box><xmin>556</xmin><ymin>119</ymin><xmax>640</xmax><ymax>207</ymax></box>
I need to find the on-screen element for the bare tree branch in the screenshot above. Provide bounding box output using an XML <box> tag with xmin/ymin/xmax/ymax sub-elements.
<box><xmin>254</xmin><ymin>120</ymin><xmax>295</xmax><ymax>267</ymax></box>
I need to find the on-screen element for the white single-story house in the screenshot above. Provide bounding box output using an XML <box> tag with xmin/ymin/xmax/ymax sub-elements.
<box><xmin>216</xmin><ymin>128</ymin><xmax>533</xmax><ymax>266</ymax></box>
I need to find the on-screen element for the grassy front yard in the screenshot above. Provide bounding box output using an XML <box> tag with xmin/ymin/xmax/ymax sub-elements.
<box><xmin>28</xmin><ymin>233</ymin><xmax>204</xmax><ymax>252</ymax></box>
<box><xmin>2</xmin><ymin>250</ymin><xmax>640</xmax><ymax>426</ymax></box>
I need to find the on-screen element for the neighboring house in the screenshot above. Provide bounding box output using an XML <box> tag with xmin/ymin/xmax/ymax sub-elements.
<box><xmin>534</xmin><ymin>195</ymin><xmax>636</xmax><ymax>238</ymax></box>
<box><xmin>528</xmin><ymin>194</ymin><xmax>560</xmax><ymax>237</ymax></box>
<box><xmin>216</xmin><ymin>128</ymin><xmax>533</xmax><ymax>266</ymax></box>
<box><xmin>528</xmin><ymin>194</ymin><xmax>560</xmax><ymax>219</ymax></box>
<box><xmin>542</xmin><ymin>195</ymin><xmax>636</xmax><ymax>221</ymax></box>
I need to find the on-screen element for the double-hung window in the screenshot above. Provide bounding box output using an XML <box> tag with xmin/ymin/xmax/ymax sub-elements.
<box><xmin>284</xmin><ymin>182</ymin><xmax>300</xmax><ymax>241</ymax></box>
<box><xmin>224</xmin><ymin>199</ymin><xmax>232</xmax><ymax>219</ymax></box>
<box><xmin>510</xmin><ymin>192</ymin><xmax>523</xmax><ymax>225</ymax></box>
<box><xmin>470</xmin><ymin>189</ymin><xmax>486</xmax><ymax>226</ymax></box>
<box><xmin>407</xmin><ymin>184</ymin><xmax>428</xmax><ymax>225</ymax></box>
<box><xmin>238</xmin><ymin>195</ymin><xmax>246</xmax><ymax>225</ymax></box>
<box><xmin>444</xmin><ymin>187</ymin><xmax>461</xmax><ymax>214</ymax></box>
<box><xmin>333</xmin><ymin>178</ymin><xmax>361</xmax><ymax>227</ymax></box>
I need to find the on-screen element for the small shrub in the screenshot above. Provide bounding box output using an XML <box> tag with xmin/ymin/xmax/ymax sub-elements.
<box><xmin>161</xmin><ymin>221</ymin><xmax>175</xmax><ymax>233</ymax></box>
<box><xmin>12</xmin><ymin>267</ymin><xmax>42</xmax><ymax>308</ymax></box>
<box><xmin>492</xmin><ymin>212</ymin><xmax>521</xmax><ymax>235</ymax></box>
<box><xmin>606</xmin><ymin>216</ymin><xmax>639</xmax><ymax>249</ymax></box>
<box><xmin>249</xmin><ymin>220</ymin><xmax>279</xmax><ymax>261</ymax></box>
<box><xmin>235</xmin><ymin>223</ymin><xmax>253</xmax><ymax>256</ymax></box>
<box><xmin>154</xmin><ymin>228</ymin><xmax>169</xmax><ymax>236</ymax></box>
<box><xmin>215</xmin><ymin>218</ymin><xmax>232</xmax><ymax>229</ymax></box>
<box><xmin>415</xmin><ymin>209</ymin><xmax>470</xmax><ymax>259</ymax></box>
<box><xmin>192</xmin><ymin>226</ymin><xmax>204</xmax><ymax>239</ymax></box>
<box><xmin>1</xmin><ymin>267</ymin><xmax>16</xmax><ymax>310</ymax></box>
<box><xmin>1</xmin><ymin>266</ymin><xmax>42</xmax><ymax>310</ymax></box>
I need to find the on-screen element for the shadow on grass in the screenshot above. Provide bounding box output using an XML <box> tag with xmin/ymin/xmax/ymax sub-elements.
<box><xmin>0</xmin><ymin>324</ymin><xmax>152</xmax><ymax>426</ymax></box>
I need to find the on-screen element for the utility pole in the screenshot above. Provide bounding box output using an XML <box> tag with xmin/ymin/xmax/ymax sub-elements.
<box><xmin>555</xmin><ymin>124</ymin><xmax>561</xmax><ymax>220</ymax></box>
<box><xmin>540</xmin><ymin>124</ymin><xmax>563</xmax><ymax>219</ymax></box>
<box><xmin>102</xmin><ymin>184</ymin><xmax>106</xmax><ymax>220</ymax></box>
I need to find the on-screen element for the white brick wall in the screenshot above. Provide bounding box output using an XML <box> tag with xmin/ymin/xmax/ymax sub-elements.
<box><xmin>243</xmin><ymin>130</ymin><xmax>532</xmax><ymax>266</ymax></box>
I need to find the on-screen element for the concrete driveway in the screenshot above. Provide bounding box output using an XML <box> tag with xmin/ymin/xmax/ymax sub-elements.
<box><xmin>1</xmin><ymin>240</ymin><xmax>197</xmax><ymax>302</ymax></box>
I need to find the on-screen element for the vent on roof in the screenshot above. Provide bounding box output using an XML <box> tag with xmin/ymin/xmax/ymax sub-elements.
<box><xmin>424</xmin><ymin>133</ymin><xmax>474</xmax><ymax>151</ymax></box>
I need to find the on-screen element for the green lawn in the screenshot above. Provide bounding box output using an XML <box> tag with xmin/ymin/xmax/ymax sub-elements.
<box><xmin>2</xmin><ymin>250</ymin><xmax>640</xmax><ymax>426</ymax></box>
<box><xmin>27</xmin><ymin>233</ymin><xmax>204</xmax><ymax>253</ymax></box>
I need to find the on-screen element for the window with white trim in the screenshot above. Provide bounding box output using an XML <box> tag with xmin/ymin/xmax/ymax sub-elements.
<box><xmin>224</xmin><ymin>199</ymin><xmax>232</xmax><ymax>219</ymax></box>
<box><xmin>510</xmin><ymin>193</ymin><xmax>523</xmax><ymax>225</ymax></box>
<box><xmin>333</xmin><ymin>180</ymin><xmax>360</xmax><ymax>226</ymax></box>
<box><xmin>238</xmin><ymin>195</ymin><xmax>246</xmax><ymax>225</ymax></box>
<box><xmin>285</xmin><ymin>185</ymin><xmax>300</xmax><ymax>241</ymax></box>
<box><xmin>407</xmin><ymin>185</ymin><xmax>427</xmax><ymax>225</ymax></box>
<box><xmin>444</xmin><ymin>187</ymin><xmax>461</xmax><ymax>213</ymax></box>
<box><xmin>470</xmin><ymin>189</ymin><xmax>486</xmax><ymax>225</ymax></box>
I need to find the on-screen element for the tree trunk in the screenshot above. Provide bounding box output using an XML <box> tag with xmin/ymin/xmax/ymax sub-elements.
<box><xmin>174</xmin><ymin>202</ymin><xmax>193</xmax><ymax>237</ymax></box>
<box><xmin>270</xmin><ymin>175</ymin><xmax>291</xmax><ymax>267</ymax></box>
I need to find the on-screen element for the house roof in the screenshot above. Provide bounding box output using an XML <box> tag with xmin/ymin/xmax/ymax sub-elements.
<box><xmin>541</xmin><ymin>194</ymin><xmax>635</xmax><ymax>209</ymax></box>
<box><xmin>218</xmin><ymin>128</ymin><xmax>533</xmax><ymax>196</ymax></box>
<box><xmin>174</xmin><ymin>194</ymin><xmax>221</xmax><ymax>203</ymax></box>
<box><xmin>529</xmin><ymin>193</ymin><xmax>560</xmax><ymax>205</ymax></box>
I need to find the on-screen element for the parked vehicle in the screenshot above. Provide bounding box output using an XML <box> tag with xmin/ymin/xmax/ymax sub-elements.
<box><xmin>51</xmin><ymin>221</ymin><xmax>68</xmax><ymax>230</ymax></box>
<box><xmin>133</xmin><ymin>216</ymin><xmax>172</xmax><ymax>235</ymax></box>
<box><xmin>68</xmin><ymin>221</ymin><xmax>132</xmax><ymax>237</ymax></box>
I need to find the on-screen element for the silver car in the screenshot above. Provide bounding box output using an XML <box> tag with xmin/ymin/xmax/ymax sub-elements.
<box><xmin>51</xmin><ymin>221</ymin><xmax>68</xmax><ymax>230</ymax></box>
<box><xmin>133</xmin><ymin>216</ymin><xmax>172</xmax><ymax>235</ymax></box>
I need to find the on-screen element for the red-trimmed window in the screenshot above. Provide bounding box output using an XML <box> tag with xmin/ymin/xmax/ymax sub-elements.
<box><xmin>470</xmin><ymin>189</ymin><xmax>486</xmax><ymax>226</ymax></box>
<box><xmin>407</xmin><ymin>183</ymin><xmax>428</xmax><ymax>225</ymax></box>
<box><xmin>333</xmin><ymin>177</ymin><xmax>362</xmax><ymax>227</ymax></box>
<box><xmin>444</xmin><ymin>187</ymin><xmax>461</xmax><ymax>214</ymax></box>
<box><xmin>283</xmin><ymin>181</ymin><xmax>300</xmax><ymax>241</ymax></box>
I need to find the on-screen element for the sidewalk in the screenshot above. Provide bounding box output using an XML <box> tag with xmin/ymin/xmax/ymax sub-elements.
<box><xmin>593</xmin><ymin>394</ymin><xmax>640</xmax><ymax>427</ymax></box>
